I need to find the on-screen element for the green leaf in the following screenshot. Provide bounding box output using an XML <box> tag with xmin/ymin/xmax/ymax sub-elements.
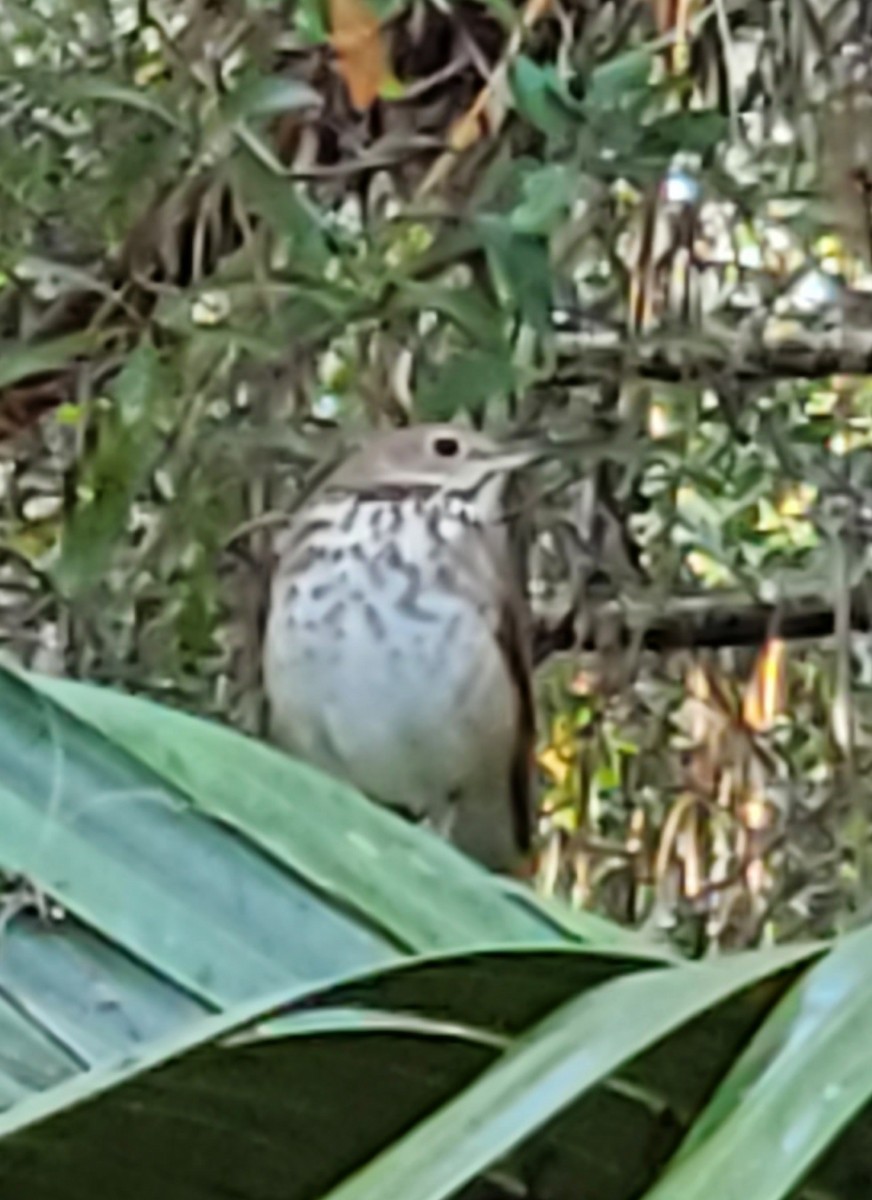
<box><xmin>645</xmin><ymin>925</ymin><xmax>872</xmax><ymax>1200</ymax></box>
<box><xmin>477</xmin><ymin>215</ymin><xmax>552</xmax><ymax>333</ymax></box>
<box><xmin>509</xmin><ymin>56</ymin><xmax>578</xmax><ymax>139</ymax></box>
<box><xmin>0</xmin><ymin>994</ymin><xmax>493</xmax><ymax>1199</ymax></box>
<box><xmin>644</xmin><ymin>111</ymin><xmax>729</xmax><ymax>158</ymax></box>
<box><xmin>294</xmin><ymin>0</ymin><xmax>329</xmax><ymax>42</ymax></box>
<box><xmin>0</xmin><ymin>661</ymin><xmax>625</xmax><ymax>1100</ymax></box>
<box><xmin>54</xmin><ymin>340</ymin><xmax>165</xmax><ymax>597</ymax></box>
<box><xmin>395</xmin><ymin>281</ymin><xmax>506</xmax><ymax>349</ymax></box>
<box><xmin>584</xmin><ymin>48</ymin><xmax>654</xmax><ymax>112</ymax></box>
<box><xmin>0</xmin><ymin>333</ymin><xmax>100</xmax><ymax>390</ymax></box>
<box><xmin>61</xmin><ymin>77</ymin><xmax>185</xmax><ymax>130</ymax></box>
<box><xmin>0</xmin><ymin>667</ymin><xmax>839</xmax><ymax>1200</ymax></box>
<box><xmin>322</xmin><ymin>946</ymin><xmax>819</xmax><ymax>1200</ymax></box>
<box><xmin>418</xmin><ymin>349</ymin><xmax>517</xmax><ymax>420</ymax></box>
<box><xmin>0</xmin><ymin>665</ymin><xmax>400</xmax><ymax>1013</ymax></box>
<box><xmin>232</xmin><ymin>148</ymin><xmax>330</xmax><ymax>270</ymax></box>
<box><xmin>287</xmin><ymin>943</ymin><xmax>674</xmax><ymax>1037</ymax></box>
<box><xmin>503</xmin><ymin>881</ymin><xmax>674</xmax><ymax>951</ymax></box>
<box><xmin>293</xmin><ymin>0</ymin><xmax>407</xmax><ymax>41</ymax></box>
<box><xmin>30</xmin><ymin>671</ymin><xmax>567</xmax><ymax>953</ymax></box>
<box><xmin>510</xmin><ymin>163</ymin><xmax>578</xmax><ymax>235</ymax></box>
<box><xmin>223</xmin><ymin>73</ymin><xmax>322</xmax><ymax>122</ymax></box>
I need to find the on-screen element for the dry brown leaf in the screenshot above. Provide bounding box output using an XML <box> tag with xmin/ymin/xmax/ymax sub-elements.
<box><xmin>329</xmin><ymin>0</ymin><xmax>390</xmax><ymax>111</ymax></box>
<box><xmin>742</xmin><ymin>637</ymin><xmax>787</xmax><ymax>732</ymax></box>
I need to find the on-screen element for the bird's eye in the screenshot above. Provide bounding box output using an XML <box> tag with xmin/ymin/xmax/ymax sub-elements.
<box><xmin>433</xmin><ymin>435</ymin><xmax>460</xmax><ymax>458</ymax></box>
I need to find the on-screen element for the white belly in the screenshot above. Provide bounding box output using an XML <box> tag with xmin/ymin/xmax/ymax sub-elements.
<box><xmin>263</xmin><ymin>506</ymin><xmax>519</xmax><ymax>866</ymax></box>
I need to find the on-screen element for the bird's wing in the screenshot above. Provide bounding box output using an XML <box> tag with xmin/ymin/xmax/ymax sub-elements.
<box><xmin>494</xmin><ymin>584</ymin><xmax>536</xmax><ymax>856</ymax></box>
<box><xmin>461</xmin><ymin>514</ymin><xmax>535</xmax><ymax>860</ymax></box>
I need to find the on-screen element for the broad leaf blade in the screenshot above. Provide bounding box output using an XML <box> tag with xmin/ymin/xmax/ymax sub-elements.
<box><xmin>644</xmin><ymin>927</ymin><xmax>872</xmax><ymax>1200</ymax></box>
<box><xmin>0</xmin><ymin>334</ymin><xmax>100</xmax><ymax>390</ymax></box>
<box><xmin>0</xmin><ymin>995</ymin><xmax>494</xmax><ymax>1200</ymax></box>
<box><xmin>32</xmin><ymin>671</ymin><xmax>567</xmax><ymax>951</ymax></box>
<box><xmin>322</xmin><ymin>945</ymin><xmax>819</xmax><ymax>1200</ymax></box>
<box><xmin>0</xmin><ymin>668</ymin><xmax>394</xmax><ymax>1015</ymax></box>
<box><xmin>292</xmin><ymin>944</ymin><xmax>673</xmax><ymax>1036</ymax></box>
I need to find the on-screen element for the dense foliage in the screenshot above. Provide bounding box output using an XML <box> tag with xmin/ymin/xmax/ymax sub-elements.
<box><xmin>3</xmin><ymin>0</ymin><xmax>872</xmax><ymax>949</ymax></box>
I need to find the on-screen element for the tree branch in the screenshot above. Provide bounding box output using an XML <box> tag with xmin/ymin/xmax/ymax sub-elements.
<box><xmin>533</xmin><ymin>585</ymin><xmax>872</xmax><ymax>663</ymax></box>
<box><xmin>552</xmin><ymin>316</ymin><xmax>872</xmax><ymax>385</ymax></box>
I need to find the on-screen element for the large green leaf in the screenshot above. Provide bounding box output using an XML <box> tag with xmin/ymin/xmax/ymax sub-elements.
<box><xmin>0</xmin><ymin>661</ymin><xmax>584</xmax><ymax>1111</ymax></box>
<box><xmin>644</xmin><ymin>925</ymin><xmax>872</xmax><ymax>1199</ymax></box>
<box><xmin>0</xmin><ymin>663</ymin><xmax>702</xmax><ymax>1199</ymax></box>
<box><xmin>30</xmin><ymin>670</ymin><xmax>567</xmax><ymax>951</ymax></box>
<box><xmin>0</xmin><ymin>994</ymin><xmax>499</xmax><ymax>1199</ymax></box>
<box><xmin>0</xmin><ymin>667</ymin><xmax>393</xmax><ymax>1018</ymax></box>
<box><xmin>321</xmin><ymin>945</ymin><xmax>819</xmax><ymax>1200</ymax></box>
<box><xmin>0</xmin><ymin>965</ymin><xmax>683</xmax><ymax>1200</ymax></box>
<box><xmin>0</xmin><ymin>664</ymin><xmax>856</xmax><ymax>1200</ymax></box>
<box><xmin>0</xmin><ymin>930</ymin><xmax>821</xmax><ymax>1200</ymax></box>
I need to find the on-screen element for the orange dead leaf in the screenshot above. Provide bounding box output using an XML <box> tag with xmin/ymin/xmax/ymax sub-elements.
<box><xmin>522</xmin><ymin>0</ymin><xmax>553</xmax><ymax>28</ymax></box>
<box><xmin>742</xmin><ymin>637</ymin><xmax>787</xmax><ymax>732</ymax></box>
<box><xmin>329</xmin><ymin>0</ymin><xmax>390</xmax><ymax>111</ymax></box>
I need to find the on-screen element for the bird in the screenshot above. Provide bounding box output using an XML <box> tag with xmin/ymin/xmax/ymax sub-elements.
<box><xmin>262</xmin><ymin>423</ymin><xmax>537</xmax><ymax>873</ymax></box>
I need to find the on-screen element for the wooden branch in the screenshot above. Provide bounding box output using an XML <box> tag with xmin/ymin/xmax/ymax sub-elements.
<box><xmin>533</xmin><ymin>585</ymin><xmax>872</xmax><ymax>663</ymax></box>
<box><xmin>552</xmin><ymin>316</ymin><xmax>872</xmax><ymax>386</ymax></box>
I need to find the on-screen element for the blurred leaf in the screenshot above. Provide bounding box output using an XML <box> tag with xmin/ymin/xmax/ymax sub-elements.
<box><xmin>473</xmin><ymin>0</ymin><xmax>517</xmax><ymax>27</ymax></box>
<box><xmin>294</xmin><ymin>0</ymin><xmax>329</xmax><ymax>42</ymax></box>
<box><xmin>644</xmin><ymin>111</ymin><xmax>728</xmax><ymax>158</ymax></box>
<box><xmin>0</xmin><ymin>333</ymin><xmax>101</xmax><ymax>390</ymax></box>
<box><xmin>296</xmin><ymin>0</ymin><xmax>405</xmax><ymax>41</ymax></box>
<box><xmin>395</xmin><ymin>281</ymin><xmax>506</xmax><ymax>348</ymax></box>
<box><xmin>477</xmin><ymin>215</ymin><xmax>552</xmax><ymax>332</ymax></box>
<box><xmin>232</xmin><ymin>148</ymin><xmax>330</xmax><ymax>270</ymax></box>
<box><xmin>509</xmin><ymin>56</ymin><xmax>578</xmax><ymax>139</ymax></box>
<box><xmin>510</xmin><ymin>163</ymin><xmax>578</xmax><ymax>235</ymax></box>
<box><xmin>584</xmin><ymin>48</ymin><xmax>653</xmax><ymax>112</ymax></box>
<box><xmin>61</xmin><ymin>77</ymin><xmax>185</xmax><ymax>130</ymax></box>
<box><xmin>646</xmin><ymin>926</ymin><xmax>872</xmax><ymax>1199</ymax></box>
<box><xmin>329</xmin><ymin>0</ymin><xmax>393</xmax><ymax>110</ymax></box>
<box><xmin>223</xmin><ymin>73</ymin><xmax>323</xmax><ymax>121</ymax></box>
<box><xmin>418</xmin><ymin>349</ymin><xmax>516</xmax><ymax>420</ymax></box>
<box><xmin>55</xmin><ymin>340</ymin><xmax>166</xmax><ymax>597</ymax></box>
